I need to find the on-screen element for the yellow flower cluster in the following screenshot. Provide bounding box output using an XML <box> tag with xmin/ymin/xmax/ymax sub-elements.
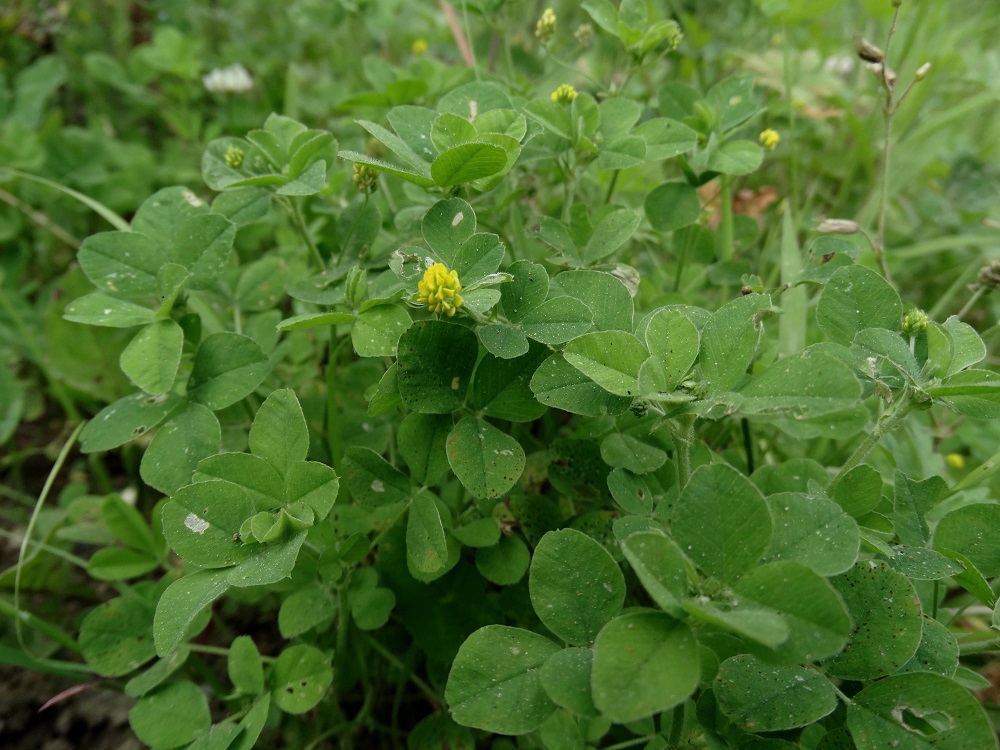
<box><xmin>536</xmin><ymin>8</ymin><xmax>556</xmax><ymax>43</ymax></box>
<box><xmin>411</xmin><ymin>38</ymin><xmax>428</xmax><ymax>55</ymax></box>
<box><xmin>759</xmin><ymin>128</ymin><xmax>780</xmax><ymax>150</ymax></box>
<box><xmin>945</xmin><ymin>453</ymin><xmax>966</xmax><ymax>469</ymax></box>
<box><xmin>418</xmin><ymin>263</ymin><xmax>464</xmax><ymax>317</ymax></box>
<box><xmin>550</xmin><ymin>83</ymin><xmax>578</xmax><ymax>104</ymax></box>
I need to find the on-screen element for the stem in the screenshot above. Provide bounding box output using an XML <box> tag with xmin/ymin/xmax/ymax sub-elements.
<box><xmin>741</xmin><ymin>417</ymin><xmax>755</xmax><ymax>474</ymax></box>
<box><xmin>946</xmin><ymin>446</ymin><xmax>1000</xmax><ymax>499</ymax></box>
<box><xmin>874</xmin><ymin>6</ymin><xmax>902</xmax><ymax>283</ymax></box>
<box><xmin>827</xmin><ymin>397</ymin><xmax>914</xmax><ymax>495</ymax></box>
<box><xmin>601</xmin><ymin>737</ymin><xmax>657</xmax><ymax>750</ymax></box>
<box><xmin>1</xmin><ymin>168</ymin><xmax>130</xmax><ymax>231</ymax></box>
<box><xmin>782</xmin><ymin>27</ymin><xmax>800</xmax><ymax>214</ymax></box>
<box><xmin>365</xmin><ymin>634</ymin><xmax>443</xmax><ymax>707</ymax></box>
<box><xmin>327</xmin><ymin>330</ymin><xmax>347</xmax><ymax>473</ymax></box>
<box><xmin>604</xmin><ymin>170</ymin><xmax>620</xmax><ymax>203</ymax></box>
<box><xmin>669</xmin><ymin>415</ymin><xmax>697</xmax><ymax>492</ymax></box>
<box><xmin>286</xmin><ymin>198</ymin><xmax>325</xmax><ymax>271</ymax></box>
<box><xmin>668</xmin><ymin>702</ymin><xmax>685</xmax><ymax>748</ymax></box>
<box><xmin>956</xmin><ymin>286</ymin><xmax>986</xmax><ymax>321</ymax></box>
<box><xmin>0</xmin><ymin>187</ymin><xmax>80</xmax><ymax>247</ymax></box>
<box><xmin>14</xmin><ymin>422</ymin><xmax>93</xmax><ymax>673</ymax></box>
<box><xmin>718</xmin><ymin>175</ymin><xmax>733</xmax><ymax>262</ymax></box>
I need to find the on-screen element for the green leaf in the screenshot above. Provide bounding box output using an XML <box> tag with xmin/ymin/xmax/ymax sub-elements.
<box><xmin>431</xmin><ymin>142</ymin><xmax>507</xmax><ymax>186</ymax></box>
<box><xmin>422</xmin><ymin>198</ymin><xmax>476</xmax><ymax>265</ymax></box>
<box><xmin>707</xmin><ymin>76</ymin><xmax>760</xmax><ymax>132</ymax></box>
<box><xmin>446</xmin><ymin>416</ymin><xmax>524</xmax><ymax>500</ymax></box>
<box><xmin>80</xmin><ymin>392</ymin><xmax>183</xmax><ymax>453</ymax></box>
<box><xmin>129</xmin><ymin>680</ymin><xmax>211</xmax><ymax>749</ymax></box>
<box><xmin>715</xmin><ymin>654</ymin><xmax>837</xmax><ymax>732</ymax></box>
<box><xmin>582</xmin><ymin>0</ymin><xmax>618</xmax><ymax>34</ymax></box>
<box><xmin>524</xmin><ymin>99</ymin><xmax>573</xmax><ymax>140</ymax></box>
<box><xmin>682</xmin><ymin>599</ymin><xmax>788</xmax><ymax>648</ymax></box>
<box><xmin>476</xmin><ymin>534</ymin><xmax>531</xmax><ymax>585</ymax></box>
<box><xmin>407</xmin><ymin>491</ymin><xmax>449</xmax><ymax>574</ymax></box>
<box><xmin>823</xmin><ymin>561</ymin><xmax>922</xmax><ymax>680</ymax></box>
<box><xmin>79</xmin><ymin>594</ymin><xmax>156</xmax><ymax>676</ymax></box>
<box><xmin>500</xmin><ymin>260</ymin><xmax>549</xmax><ymax>322</ymax></box>
<box><xmin>397</xmin><ymin>412</ymin><xmax>452</xmax><ymax>486</ymax></box>
<box><xmin>848</xmin><ymin>672</ymin><xmax>998</xmax><ymax>750</ymax></box>
<box><xmin>471</xmin><ymin>345</ymin><xmax>549</xmax><ymax>423</ymax></box>
<box><xmin>607</xmin><ymin>468</ymin><xmax>658</xmax><ymax>515</ymax></box>
<box><xmin>645</xmin><ymin>182</ymin><xmax>701</xmax><ymax>232</ymax></box>
<box><xmin>408</xmin><ymin>714</ymin><xmax>475</xmax><ymax>750</ymax></box>
<box><xmin>639</xmin><ymin>309</ymin><xmax>700</xmax><ymax>396</ymax></box>
<box><xmin>270</xmin><ymin>644</ymin><xmax>333</xmax><ymax>714</ymax></box>
<box><xmin>227</xmin><ymin>531</ymin><xmax>307</xmax><ymax>587</ymax></box>
<box><xmin>763</xmin><ymin>492</ymin><xmax>859</xmax><ymax>576</ymax></box>
<box><xmin>119</xmin><ymin>319</ymin><xmax>184</xmax><ymax>395</ymax></box>
<box><xmin>187</xmin><ymin>333</ymin><xmax>270</xmax><ymax>411</ymax></box>
<box><xmin>596</xmin><ymin>134</ymin><xmax>646</xmax><ymax>170</ymax></box>
<box><xmin>529</xmin><ymin>529</ymin><xmax>625</xmax><ymax>645</ymax></box>
<box><xmin>278</xmin><ymin>582</ymin><xmax>335</xmax><ymax>638</ymax></box>
<box><xmin>928</xmin><ymin>369</ymin><xmax>1000</xmax><ymax>419</ymax></box>
<box><xmin>125</xmin><ymin>647</ymin><xmax>191</xmax><ymax>699</ymax></box>
<box><xmin>87</xmin><ymin>547</ymin><xmax>158</xmax><ymax>581</ymax></box>
<box><xmin>277</xmin><ymin>311</ymin><xmax>355</xmax><ymax>332</ymax></box>
<box><xmin>530</xmin><ymin>354</ymin><xmax>632</xmax><ymax>417</ymax></box>
<box><xmin>832</xmin><ymin>464</ymin><xmax>883</xmax><ymax>518</ymax></box>
<box><xmin>942</xmin><ymin>315</ymin><xmax>986</xmax><ymax>375</ymax></box>
<box><xmin>734</xmin><ymin>561</ymin><xmax>851</xmax><ymax>664</ymax></box>
<box><xmin>700</xmin><ymin>293</ymin><xmax>769</xmax><ymax>393</ymax></box>
<box><xmin>337</xmin><ymin>150</ymin><xmax>435</xmax><ymax>188</ymax></box>
<box><xmin>140</xmin><ymin>404</ymin><xmax>221</xmax><ymax>495</ymax></box>
<box><xmin>248</xmin><ymin>388</ymin><xmax>309</xmax><ymax>476</ymax></box>
<box><xmin>228</xmin><ymin>636</ymin><xmax>265</xmax><ymax>695</ymax></box>
<box><xmin>899</xmin><ymin>616</ymin><xmax>958</xmax><ymax>677</ymax></box>
<box><xmin>352</xmin><ymin>304</ymin><xmax>412</xmax><ymax>357</ymax></box>
<box><xmin>161</xmin><ymin>481</ymin><xmax>254</xmax><ymax>568</ymax></box>
<box><xmin>78</xmin><ymin>231</ymin><xmax>163</xmax><ymax>298</ymax></box>
<box><xmin>894</xmin><ymin>472</ymin><xmax>947</xmax><ymax>547</ymax></box>
<box><xmin>885</xmin><ymin>545</ymin><xmax>964</xmax><ymax>580</ymax></box>
<box><xmin>153</xmin><ymin>568</ymin><xmax>230</xmax><ymax>657</ymax></box>
<box><xmin>478</xmin><ymin>324</ymin><xmax>529</xmax><ymax>359</ymax></box>
<box><xmin>582</xmin><ymin>208</ymin><xmax>641</xmax><ymax>264</ymax></box>
<box><xmin>285</xmin><ymin>461</ymin><xmax>340</xmax><ymax>521</ymax></box>
<box><xmin>446</xmin><ymin>625</ymin><xmax>560</xmax><ymax>734</ymax></box>
<box><xmin>817</xmin><ymin>266</ymin><xmax>902</xmax><ymax>345</ymax></box>
<box><xmin>170</xmin><ymin>213</ymin><xmax>236</xmax><ymax>286</ymax></box>
<box><xmin>102</xmin><ymin>493</ymin><xmax>161</xmax><ymax>557</ymax></box>
<box><xmin>633</xmin><ymin>118</ymin><xmax>698</xmax><ymax>160</ymax></box>
<box><xmin>195</xmin><ymin>453</ymin><xmax>283</xmax><ymax>507</ymax></box>
<box><xmin>735</xmin><ymin>348</ymin><xmax>862</xmax><ymax>419</ymax></box>
<box><xmin>350</xmin><ymin>587</ymin><xmax>396</xmax><ymax>630</ymax></box>
<box><xmin>591</xmin><ymin>611</ymin><xmax>699</xmax><ymax>723</ymax></box>
<box><xmin>671</xmin><ymin>464</ymin><xmax>771</xmax><ymax>582</ymax></box>
<box><xmin>63</xmin><ymin>292</ymin><xmax>156</xmax><ymax>328</ymax></box>
<box><xmin>708</xmin><ymin>140</ymin><xmax>764</xmax><ymax>175</ymax></box>
<box><xmin>396</xmin><ymin>321</ymin><xmax>478</xmax><ymax>413</ymax></box>
<box><xmin>554</xmin><ymin>270</ymin><xmax>633</xmax><ymax>332</ymax></box>
<box><xmin>563</xmin><ymin>331</ymin><xmax>648</xmax><ymax>397</ymax></box>
<box><xmin>518</xmin><ymin>296</ymin><xmax>593</xmax><ymax>345</ymax></box>
<box><xmin>600</xmin><ymin>433</ymin><xmax>666</xmax><ymax>473</ymax></box>
<box><xmin>621</xmin><ymin>532</ymin><xmax>689</xmax><ymax>617</ymax></box>
<box><xmin>934</xmin><ymin>503</ymin><xmax>1000</xmax><ymax>577</ymax></box>
<box><xmin>341</xmin><ymin>447</ymin><xmax>410</xmax><ymax>508</ymax></box>
<box><xmin>539</xmin><ymin>647</ymin><xmax>597</xmax><ymax>718</ymax></box>
<box><xmin>431</xmin><ymin>111</ymin><xmax>477</xmax><ymax>152</ymax></box>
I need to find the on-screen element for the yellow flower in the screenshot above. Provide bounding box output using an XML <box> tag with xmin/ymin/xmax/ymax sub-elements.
<box><xmin>550</xmin><ymin>83</ymin><xmax>578</xmax><ymax>104</ymax></box>
<box><xmin>759</xmin><ymin>128</ymin><xmax>780</xmax><ymax>150</ymax></box>
<box><xmin>536</xmin><ymin>8</ymin><xmax>556</xmax><ymax>43</ymax></box>
<box><xmin>945</xmin><ymin>453</ymin><xmax>966</xmax><ymax>469</ymax></box>
<box><xmin>411</xmin><ymin>38</ymin><xmax>428</xmax><ymax>55</ymax></box>
<box><xmin>352</xmin><ymin>163</ymin><xmax>379</xmax><ymax>194</ymax></box>
<box><xmin>418</xmin><ymin>263</ymin><xmax>464</xmax><ymax>317</ymax></box>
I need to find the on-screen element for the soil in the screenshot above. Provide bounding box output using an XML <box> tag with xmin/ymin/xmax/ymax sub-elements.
<box><xmin>0</xmin><ymin>666</ymin><xmax>142</xmax><ymax>750</ymax></box>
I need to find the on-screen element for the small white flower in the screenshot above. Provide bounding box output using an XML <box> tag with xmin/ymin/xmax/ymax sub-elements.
<box><xmin>203</xmin><ymin>64</ymin><xmax>253</xmax><ymax>94</ymax></box>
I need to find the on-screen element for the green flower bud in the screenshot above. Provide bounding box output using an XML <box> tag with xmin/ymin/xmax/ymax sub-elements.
<box><xmin>902</xmin><ymin>308</ymin><xmax>928</xmax><ymax>335</ymax></box>
<box><xmin>346</xmin><ymin>266</ymin><xmax>368</xmax><ymax>308</ymax></box>
<box><xmin>535</xmin><ymin>8</ymin><xmax>556</xmax><ymax>44</ymax></box>
<box><xmin>352</xmin><ymin>163</ymin><xmax>379</xmax><ymax>194</ymax></box>
<box><xmin>225</xmin><ymin>145</ymin><xmax>244</xmax><ymax>168</ymax></box>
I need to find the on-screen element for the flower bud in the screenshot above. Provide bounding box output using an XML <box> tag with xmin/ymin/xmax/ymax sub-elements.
<box><xmin>902</xmin><ymin>308</ymin><xmax>928</xmax><ymax>335</ymax></box>
<box><xmin>574</xmin><ymin>23</ymin><xmax>594</xmax><ymax>48</ymax></box>
<box><xmin>346</xmin><ymin>267</ymin><xmax>368</xmax><ymax>308</ymax></box>
<box><xmin>535</xmin><ymin>8</ymin><xmax>556</xmax><ymax>44</ymax></box>
<box><xmin>914</xmin><ymin>62</ymin><xmax>931</xmax><ymax>81</ymax></box>
<box><xmin>978</xmin><ymin>259</ymin><xmax>1000</xmax><ymax>289</ymax></box>
<box><xmin>224</xmin><ymin>145</ymin><xmax>244</xmax><ymax>168</ymax></box>
<box><xmin>411</xmin><ymin>38</ymin><xmax>428</xmax><ymax>55</ymax></box>
<box><xmin>816</xmin><ymin>219</ymin><xmax>860</xmax><ymax>235</ymax></box>
<box><xmin>550</xmin><ymin>83</ymin><xmax>578</xmax><ymax>104</ymax></box>
<box><xmin>854</xmin><ymin>35</ymin><xmax>885</xmax><ymax>64</ymax></box>
<box><xmin>945</xmin><ymin>453</ymin><xmax>965</xmax><ymax>469</ymax></box>
<box><xmin>352</xmin><ymin>163</ymin><xmax>379</xmax><ymax>194</ymax></box>
<box><xmin>759</xmin><ymin>128</ymin><xmax>780</xmax><ymax>150</ymax></box>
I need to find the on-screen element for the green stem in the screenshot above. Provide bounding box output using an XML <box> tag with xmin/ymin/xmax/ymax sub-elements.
<box><xmin>0</xmin><ymin>187</ymin><xmax>80</xmax><ymax>247</ymax></box>
<box><xmin>782</xmin><ymin>27</ymin><xmax>800</xmax><ymax>214</ymax></box>
<box><xmin>956</xmin><ymin>286</ymin><xmax>986</xmax><ymax>321</ymax></box>
<box><xmin>14</xmin><ymin>421</ymin><xmax>93</xmax><ymax>673</ymax></box>
<box><xmin>1</xmin><ymin>168</ymin><xmax>129</xmax><ymax>231</ymax></box>
<box><xmin>827</xmin><ymin>397</ymin><xmax>914</xmax><ymax>495</ymax></box>
<box><xmin>946</xmin><ymin>446</ymin><xmax>1000</xmax><ymax>499</ymax></box>
<box><xmin>286</xmin><ymin>198</ymin><xmax>325</xmax><ymax>271</ymax></box>
<box><xmin>718</xmin><ymin>175</ymin><xmax>733</xmax><ymax>262</ymax></box>
<box><xmin>874</xmin><ymin>6</ymin><xmax>902</xmax><ymax>284</ymax></box>
<box><xmin>0</xmin><ymin>596</ymin><xmax>82</xmax><ymax>653</ymax></box>
<box><xmin>604</xmin><ymin>170</ymin><xmax>620</xmax><ymax>203</ymax></box>
<box><xmin>327</xmin><ymin>331</ymin><xmax>347</xmax><ymax>473</ymax></box>
<box><xmin>459</xmin><ymin>0</ymin><xmax>479</xmax><ymax>80</ymax></box>
<box><xmin>365</xmin><ymin>634</ymin><xmax>443</xmax><ymax>707</ymax></box>
<box><xmin>601</xmin><ymin>736</ymin><xmax>657</xmax><ymax>750</ymax></box>
<box><xmin>669</xmin><ymin>415</ymin><xmax>697</xmax><ymax>492</ymax></box>
<box><xmin>668</xmin><ymin>702</ymin><xmax>685</xmax><ymax>748</ymax></box>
